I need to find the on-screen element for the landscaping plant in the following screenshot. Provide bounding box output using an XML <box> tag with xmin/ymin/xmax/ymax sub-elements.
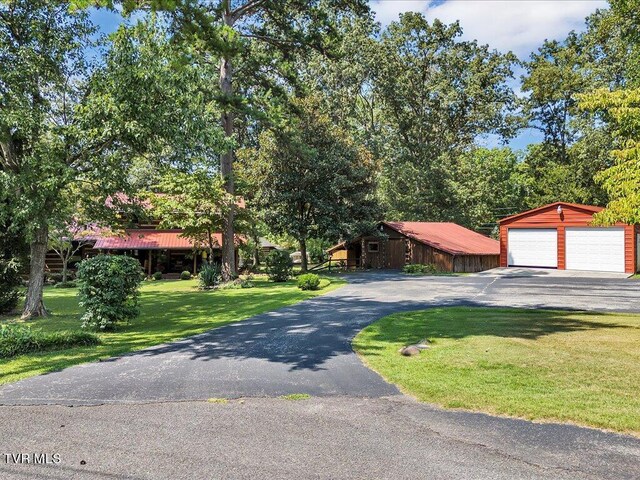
<box><xmin>0</xmin><ymin>258</ymin><xmax>21</xmax><ymax>314</ymax></box>
<box><xmin>152</xmin><ymin>271</ymin><xmax>163</xmax><ymax>281</ymax></box>
<box><xmin>77</xmin><ymin>255</ymin><xmax>144</xmax><ymax>330</ymax></box>
<box><xmin>180</xmin><ymin>271</ymin><xmax>192</xmax><ymax>280</ymax></box>
<box><xmin>199</xmin><ymin>263</ymin><xmax>221</xmax><ymax>290</ymax></box>
<box><xmin>265</xmin><ymin>250</ymin><xmax>293</xmax><ymax>282</ymax></box>
<box><xmin>0</xmin><ymin>324</ymin><xmax>99</xmax><ymax>358</ymax></box>
<box><xmin>297</xmin><ymin>273</ymin><xmax>321</xmax><ymax>291</ymax></box>
<box><xmin>403</xmin><ymin>263</ymin><xmax>439</xmax><ymax>275</ymax></box>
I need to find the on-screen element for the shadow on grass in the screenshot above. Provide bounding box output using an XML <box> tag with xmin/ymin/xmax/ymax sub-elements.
<box><xmin>353</xmin><ymin>307</ymin><xmax>627</xmax><ymax>359</ymax></box>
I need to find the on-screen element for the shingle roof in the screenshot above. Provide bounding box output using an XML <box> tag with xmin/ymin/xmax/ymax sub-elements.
<box><xmin>93</xmin><ymin>230</ymin><xmax>222</xmax><ymax>250</ymax></box>
<box><xmin>383</xmin><ymin>222</ymin><xmax>500</xmax><ymax>256</ymax></box>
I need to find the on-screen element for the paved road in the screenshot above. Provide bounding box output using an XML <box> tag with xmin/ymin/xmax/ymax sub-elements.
<box><xmin>1</xmin><ymin>270</ymin><xmax>640</xmax><ymax>479</ymax></box>
<box><xmin>2</xmin><ymin>396</ymin><xmax>640</xmax><ymax>480</ymax></box>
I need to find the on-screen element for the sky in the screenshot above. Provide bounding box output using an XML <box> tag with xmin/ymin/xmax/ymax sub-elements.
<box><xmin>89</xmin><ymin>0</ymin><xmax>609</xmax><ymax>150</ymax></box>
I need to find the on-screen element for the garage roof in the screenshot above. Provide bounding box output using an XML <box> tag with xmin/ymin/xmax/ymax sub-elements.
<box><xmin>383</xmin><ymin>222</ymin><xmax>500</xmax><ymax>256</ymax></box>
<box><xmin>498</xmin><ymin>202</ymin><xmax>603</xmax><ymax>224</ymax></box>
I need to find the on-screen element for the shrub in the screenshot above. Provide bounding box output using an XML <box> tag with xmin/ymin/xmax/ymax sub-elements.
<box><xmin>77</xmin><ymin>255</ymin><xmax>144</xmax><ymax>330</ymax></box>
<box><xmin>180</xmin><ymin>270</ymin><xmax>192</xmax><ymax>280</ymax></box>
<box><xmin>0</xmin><ymin>258</ymin><xmax>21</xmax><ymax>314</ymax></box>
<box><xmin>265</xmin><ymin>250</ymin><xmax>293</xmax><ymax>282</ymax></box>
<box><xmin>0</xmin><ymin>324</ymin><xmax>100</xmax><ymax>358</ymax></box>
<box><xmin>199</xmin><ymin>263</ymin><xmax>221</xmax><ymax>290</ymax></box>
<box><xmin>54</xmin><ymin>280</ymin><xmax>77</xmax><ymax>289</ymax></box>
<box><xmin>403</xmin><ymin>263</ymin><xmax>440</xmax><ymax>275</ymax></box>
<box><xmin>152</xmin><ymin>271</ymin><xmax>163</xmax><ymax>281</ymax></box>
<box><xmin>297</xmin><ymin>273</ymin><xmax>320</xmax><ymax>290</ymax></box>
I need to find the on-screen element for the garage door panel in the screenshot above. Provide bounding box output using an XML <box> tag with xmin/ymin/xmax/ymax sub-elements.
<box><xmin>565</xmin><ymin>228</ymin><xmax>625</xmax><ymax>273</ymax></box>
<box><xmin>508</xmin><ymin>229</ymin><xmax>557</xmax><ymax>268</ymax></box>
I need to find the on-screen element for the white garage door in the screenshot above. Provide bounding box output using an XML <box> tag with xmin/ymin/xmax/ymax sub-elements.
<box><xmin>508</xmin><ymin>229</ymin><xmax>557</xmax><ymax>268</ymax></box>
<box><xmin>565</xmin><ymin>228</ymin><xmax>625</xmax><ymax>272</ymax></box>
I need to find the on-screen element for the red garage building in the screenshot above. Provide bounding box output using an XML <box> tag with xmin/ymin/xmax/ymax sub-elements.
<box><xmin>499</xmin><ymin>202</ymin><xmax>639</xmax><ymax>274</ymax></box>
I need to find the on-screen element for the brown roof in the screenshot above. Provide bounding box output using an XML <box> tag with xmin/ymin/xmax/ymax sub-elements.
<box><xmin>497</xmin><ymin>202</ymin><xmax>603</xmax><ymax>224</ymax></box>
<box><xmin>93</xmin><ymin>230</ymin><xmax>222</xmax><ymax>250</ymax></box>
<box><xmin>383</xmin><ymin>221</ymin><xmax>500</xmax><ymax>256</ymax></box>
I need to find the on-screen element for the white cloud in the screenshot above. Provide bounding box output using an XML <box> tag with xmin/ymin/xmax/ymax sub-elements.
<box><xmin>370</xmin><ymin>0</ymin><xmax>608</xmax><ymax>58</ymax></box>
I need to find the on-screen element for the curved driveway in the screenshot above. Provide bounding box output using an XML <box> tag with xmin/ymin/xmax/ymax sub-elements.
<box><xmin>1</xmin><ymin>269</ymin><xmax>640</xmax><ymax>405</ymax></box>
<box><xmin>2</xmin><ymin>270</ymin><xmax>640</xmax><ymax>480</ymax></box>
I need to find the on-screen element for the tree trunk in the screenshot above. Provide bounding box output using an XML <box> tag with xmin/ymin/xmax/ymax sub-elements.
<box><xmin>219</xmin><ymin>9</ymin><xmax>237</xmax><ymax>281</ymax></box>
<box><xmin>61</xmin><ymin>257</ymin><xmax>68</xmax><ymax>283</ymax></box>
<box><xmin>299</xmin><ymin>238</ymin><xmax>308</xmax><ymax>273</ymax></box>
<box><xmin>22</xmin><ymin>222</ymin><xmax>49</xmax><ymax>319</ymax></box>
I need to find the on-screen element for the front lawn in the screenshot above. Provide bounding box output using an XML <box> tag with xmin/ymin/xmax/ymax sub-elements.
<box><xmin>353</xmin><ymin>307</ymin><xmax>640</xmax><ymax>435</ymax></box>
<box><xmin>0</xmin><ymin>276</ymin><xmax>343</xmax><ymax>385</ymax></box>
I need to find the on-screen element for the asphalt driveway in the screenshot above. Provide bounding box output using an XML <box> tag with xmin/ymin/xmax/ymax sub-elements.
<box><xmin>2</xmin><ymin>270</ymin><xmax>640</xmax><ymax>405</ymax></box>
<box><xmin>2</xmin><ymin>271</ymin><xmax>640</xmax><ymax>479</ymax></box>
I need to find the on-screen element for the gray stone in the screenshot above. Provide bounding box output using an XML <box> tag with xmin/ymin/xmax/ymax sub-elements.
<box><xmin>400</xmin><ymin>345</ymin><xmax>421</xmax><ymax>356</ymax></box>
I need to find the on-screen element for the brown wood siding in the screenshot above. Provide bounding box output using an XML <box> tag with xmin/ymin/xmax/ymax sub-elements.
<box><xmin>411</xmin><ymin>241</ymin><xmax>453</xmax><ymax>271</ymax></box>
<box><xmin>453</xmin><ymin>255</ymin><xmax>499</xmax><ymax>273</ymax></box>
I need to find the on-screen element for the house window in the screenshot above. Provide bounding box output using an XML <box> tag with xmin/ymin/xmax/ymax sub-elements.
<box><xmin>368</xmin><ymin>241</ymin><xmax>379</xmax><ymax>253</ymax></box>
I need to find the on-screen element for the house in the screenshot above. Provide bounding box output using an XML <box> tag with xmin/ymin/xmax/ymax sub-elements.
<box><xmin>498</xmin><ymin>202</ymin><xmax>639</xmax><ymax>274</ymax></box>
<box><xmin>259</xmin><ymin>237</ymin><xmax>282</xmax><ymax>255</ymax></box>
<box><xmin>45</xmin><ymin>194</ymin><xmax>243</xmax><ymax>277</ymax></box>
<box><xmin>327</xmin><ymin>221</ymin><xmax>500</xmax><ymax>273</ymax></box>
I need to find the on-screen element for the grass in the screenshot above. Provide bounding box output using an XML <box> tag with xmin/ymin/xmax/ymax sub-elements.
<box><xmin>279</xmin><ymin>393</ymin><xmax>311</xmax><ymax>401</ymax></box>
<box><xmin>353</xmin><ymin>307</ymin><xmax>640</xmax><ymax>435</ymax></box>
<box><xmin>0</xmin><ymin>275</ymin><xmax>343</xmax><ymax>385</ymax></box>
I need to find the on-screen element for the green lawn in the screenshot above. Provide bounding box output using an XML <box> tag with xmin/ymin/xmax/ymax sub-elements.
<box><xmin>353</xmin><ymin>307</ymin><xmax>640</xmax><ymax>435</ymax></box>
<box><xmin>0</xmin><ymin>276</ymin><xmax>343</xmax><ymax>385</ymax></box>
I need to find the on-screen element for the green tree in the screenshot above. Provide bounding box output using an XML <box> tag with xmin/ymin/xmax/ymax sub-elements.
<box><xmin>579</xmin><ymin>88</ymin><xmax>640</xmax><ymax>224</ymax></box>
<box><xmin>150</xmin><ymin>167</ymin><xmax>230</xmax><ymax>262</ymax></box>
<box><xmin>84</xmin><ymin>0</ymin><xmax>371</xmax><ymax>281</ymax></box>
<box><xmin>371</xmin><ymin>13</ymin><xmax>518</xmax><ymax>222</ymax></box>
<box><xmin>246</xmin><ymin>97</ymin><xmax>379</xmax><ymax>272</ymax></box>
<box><xmin>0</xmin><ymin>6</ymin><xmax>223</xmax><ymax>318</ymax></box>
<box><xmin>575</xmin><ymin>0</ymin><xmax>640</xmax><ymax>224</ymax></box>
<box><xmin>519</xmin><ymin>8</ymin><xmax>630</xmax><ymax>208</ymax></box>
<box><xmin>454</xmin><ymin>148</ymin><xmax>526</xmax><ymax>233</ymax></box>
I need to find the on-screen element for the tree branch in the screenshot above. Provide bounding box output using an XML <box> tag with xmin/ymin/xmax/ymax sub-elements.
<box><xmin>231</xmin><ymin>0</ymin><xmax>267</xmax><ymax>22</ymax></box>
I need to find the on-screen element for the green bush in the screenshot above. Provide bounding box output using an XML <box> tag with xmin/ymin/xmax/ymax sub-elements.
<box><xmin>152</xmin><ymin>271</ymin><xmax>163</xmax><ymax>281</ymax></box>
<box><xmin>77</xmin><ymin>255</ymin><xmax>144</xmax><ymax>330</ymax></box>
<box><xmin>403</xmin><ymin>263</ymin><xmax>439</xmax><ymax>275</ymax></box>
<box><xmin>180</xmin><ymin>270</ymin><xmax>192</xmax><ymax>280</ymax></box>
<box><xmin>0</xmin><ymin>258</ymin><xmax>21</xmax><ymax>314</ymax></box>
<box><xmin>199</xmin><ymin>263</ymin><xmax>221</xmax><ymax>290</ymax></box>
<box><xmin>54</xmin><ymin>280</ymin><xmax>77</xmax><ymax>289</ymax></box>
<box><xmin>0</xmin><ymin>324</ymin><xmax>100</xmax><ymax>358</ymax></box>
<box><xmin>297</xmin><ymin>273</ymin><xmax>321</xmax><ymax>290</ymax></box>
<box><xmin>265</xmin><ymin>250</ymin><xmax>293</xmax><ymax>282</ymax></box>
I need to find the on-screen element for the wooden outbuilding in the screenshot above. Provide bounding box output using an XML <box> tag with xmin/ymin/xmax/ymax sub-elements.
<box><xmin>499</xmin><ymin>202</ymin><xmax>639</xmax><ymax>274</ymax></box>
<box><xmin>327</xmin><ymin>221</ymin><xmax>500</xmax><ymax>273</ymax></box>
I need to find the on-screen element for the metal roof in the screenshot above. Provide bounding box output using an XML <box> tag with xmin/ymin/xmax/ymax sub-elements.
<box><xmin>93</xmin><ymin>230</ymin><xmax>222</xmax><ymax>250</ymax></box>
<box><xmin>383</xmin><ymin>222</ymin><xmax>500</xmax><ymax>256</ymax></box>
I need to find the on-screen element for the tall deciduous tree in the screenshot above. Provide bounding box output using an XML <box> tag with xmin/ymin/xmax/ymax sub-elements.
<box><xmin>245</xmin><ymin>96</ymin><xmax>379</xmax><ymax>272</ymax></box>
<box><xmin>85</xmin><ymin>0</ymin><xmax>370</xmax><ymax>280</ymax></box>
<box><xmin>577</xmin><ymin>1</ymin><xmax>640</xmax><ymax>224</ymax></box>
<box><xmin>150</xmin><ymin>168</ymin><xmax>230</xmax><ymax>261</ymax></box>
<box><xmin>371</xmin><ymin>13</ymin><xmax>518</xmax><ymax>222</ymax></box>
<box><xmin>0</xmin><ymin>5</ymin><xmax>222</xmax><ymax>318</ymax></box>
